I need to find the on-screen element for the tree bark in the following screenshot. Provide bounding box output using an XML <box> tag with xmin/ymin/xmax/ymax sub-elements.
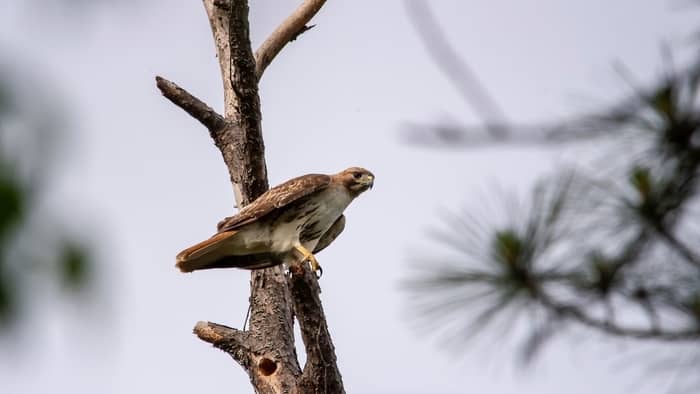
<box><xmin>156</xmin><ymin>1</ymin><xmax>343</xmax><ymax>392</ymax></box>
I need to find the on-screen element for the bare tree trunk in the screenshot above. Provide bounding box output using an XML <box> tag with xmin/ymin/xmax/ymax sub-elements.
<box><xmin>155</xmin><ymin>1</ymin><xmax>344</xmax><ymax>392</ymax></box>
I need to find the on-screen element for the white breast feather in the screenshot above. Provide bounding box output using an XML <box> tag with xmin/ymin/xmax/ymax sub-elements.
<box><xmin>302</xmin><ymin>186</ymin><xmax>353</xmax><ymax>251</ymax></box>
<box><xmin>270</xmin><ymin>185</ymin><xmax>353</xmax><ymax>253</ymax></box>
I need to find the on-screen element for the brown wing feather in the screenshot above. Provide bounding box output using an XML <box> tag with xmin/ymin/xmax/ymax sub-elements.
<box><xmin>218</xmin><ymin>173</ymin><xmax>331</xmax><ymax>232</ymax></box>
<box><xmin>313</xmin><ymin>214</ymin><xmax>346</xmax><ymax>254</ymax></box>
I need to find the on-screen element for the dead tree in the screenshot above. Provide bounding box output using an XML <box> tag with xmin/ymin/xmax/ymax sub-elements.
<box><xmin>155</xmin><ymin>1</ymin><xmax>343</xmax><ymax>392</ymax></box>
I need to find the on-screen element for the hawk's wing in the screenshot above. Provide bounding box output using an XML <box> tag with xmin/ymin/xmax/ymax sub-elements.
<box><xmin>218</xmin><ymin>173</ymin><xmax>331</xmax><ymax>232</ymax></box>
<box><xmin>313</xmin><ymin>214</ymin><xmax>345</xmax><ymax>253</ymax></box>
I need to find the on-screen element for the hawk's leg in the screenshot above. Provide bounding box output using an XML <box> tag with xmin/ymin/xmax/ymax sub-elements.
<box><xmin>293</xmin><ymin>245</ymin><xmax>323</xmax><ymax>278</ymax></box>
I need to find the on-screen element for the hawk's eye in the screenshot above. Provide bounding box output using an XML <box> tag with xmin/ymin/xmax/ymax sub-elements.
<box><xmin>352</xmin><ymin>172</ymin><xmax>362</xmax><ymax>180</ymax></box>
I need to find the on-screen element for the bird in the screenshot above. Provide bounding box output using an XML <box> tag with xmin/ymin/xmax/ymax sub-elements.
<box><xmin>175</xmin><ymin>167</ymin><xmax>374</xmax><ymax>276</ymax></box>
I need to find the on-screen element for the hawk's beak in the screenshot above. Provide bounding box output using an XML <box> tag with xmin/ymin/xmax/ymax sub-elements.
<box><xmin>367</xmin><ymin>175</ymin><xmax>374</xmax><ymax>190</ymax></box>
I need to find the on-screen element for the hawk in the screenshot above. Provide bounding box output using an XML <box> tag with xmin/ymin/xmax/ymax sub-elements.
<box><xmin>176</xmin><ymin>167</ymin><xmax>374</xmax><ymax>275</ymax></box>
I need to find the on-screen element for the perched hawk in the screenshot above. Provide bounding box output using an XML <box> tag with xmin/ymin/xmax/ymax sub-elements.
<box><xmin>176</xmin><ymin>167</ymin><xmax>374</xmax><ymax>275</ymax></box>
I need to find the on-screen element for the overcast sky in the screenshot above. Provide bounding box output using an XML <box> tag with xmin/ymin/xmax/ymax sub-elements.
<box><xmin>0</xmin><ymin>1</ymin><xmax>697</xmax><ymax>393</ymax></box>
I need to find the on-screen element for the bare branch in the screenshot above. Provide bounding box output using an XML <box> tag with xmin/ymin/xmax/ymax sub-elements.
<box><xmin>401</xmin><ymin>0</ymin><xmax>636</xmax><ymax>147</ymax></box>
<box><xmin>400</xmin><ymin>120</ymin><xmax>609</xmax><ymax>148</ymax></box>
<box><xmin>193</xmin><ymin>321</ymin><xmax>254</xmax><ymax>371</ymax></box>
<box><xmin>155</xmin><ymin>76</ymin><xmax>228</xmax><ymax>133</ymax></box>
<box><xmin>405</xmin><ymin>0</ymin><xmax>508</xmax><ymax>138</ymax></box>
<box><xmin>255</xmin><ymin>0</ymin><xmax>326</xmax><ymax>80</ymax></box>
<box><xmin>194</xmin><ymin>320</ymin><xmax>249</xmax><ymax>347</ymax></box>
<box><xmin>288</xmin><ymin>264</ymin><xmax>344</xmax><ymax>393</ymax></box>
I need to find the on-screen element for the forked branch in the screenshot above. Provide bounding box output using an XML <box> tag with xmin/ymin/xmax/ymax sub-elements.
<box><xmin>159</xmin><ymin>1</ymin><xmax>342</xmax><ymax>392</ymax></box>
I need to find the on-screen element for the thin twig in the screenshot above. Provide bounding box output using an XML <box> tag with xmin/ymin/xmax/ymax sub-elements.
<box><xmin>536</xmin><ymin>292</ymin><xmax>700</xmax><ymax>341</ymax></box>
<box><xmin>656</xmin><ymin>226</ymin><xmax>700</xmax><ymax>270</ymax></box>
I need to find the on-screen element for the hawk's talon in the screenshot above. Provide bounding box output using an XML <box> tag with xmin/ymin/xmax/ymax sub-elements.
<box><xmin>294</xmin><ymin>245</ymin><xmax>323</xmax><ymax>279</ymax></box>
<box><xmin>305</xmin><ymin>254</ymin><xmax>323</xmax><ymax>279</ymax></box>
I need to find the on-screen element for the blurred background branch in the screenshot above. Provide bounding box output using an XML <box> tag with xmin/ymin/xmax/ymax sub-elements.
<box><xmin>403</xmin><ymin>0</ymin><xmax>700</xmax><ymax>389</ymax></box>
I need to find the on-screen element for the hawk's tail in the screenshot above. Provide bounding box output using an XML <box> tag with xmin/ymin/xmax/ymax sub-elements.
<box><xmin>176</xmin><ymin>231</ymin><xmax>234</xmax><ymax>272</ymax></box>
<box><xmin>175</xmin><ymin>231</ymin><xmax>283</xmax><ymax>272</ymax></box>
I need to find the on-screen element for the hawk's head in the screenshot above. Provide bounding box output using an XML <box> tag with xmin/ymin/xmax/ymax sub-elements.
<box><xmin>336</xmin><ymin>167</ymin><xmax>374</xmax><ymax>196</ymax></box>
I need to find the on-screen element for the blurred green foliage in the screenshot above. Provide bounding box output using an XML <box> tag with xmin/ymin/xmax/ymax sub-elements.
<box><xmin>0</xmin><ymin>66</ymin><xmax>92</xmax><ymax>329</ymax></box>
<box><xmin>60</xmin><ymin>242</ymin><xmax>90</xmax><ymax>290</ymax></box>
<box><xmin>0</xmin><ymin>161</ymin><xmax>25</xmax><ymax>324</ymax></box>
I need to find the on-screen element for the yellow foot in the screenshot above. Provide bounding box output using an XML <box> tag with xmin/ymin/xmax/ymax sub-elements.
<box><xmin>294</xmin><ymin>245</ymin><xmax>323</xmax><ymax>278</ymax></box>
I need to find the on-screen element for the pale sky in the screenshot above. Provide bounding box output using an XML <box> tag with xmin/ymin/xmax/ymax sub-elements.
<box><xmin>0</xmin><ymin>1</ymin><xmax>697</xmax><ymax>393</ymax></box>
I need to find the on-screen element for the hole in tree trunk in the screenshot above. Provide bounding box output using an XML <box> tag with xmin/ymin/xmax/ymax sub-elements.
<box><xmin>258</xmin><ymin>357</ymin><xmax>277</xmax><ymax>376</ymax></box>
